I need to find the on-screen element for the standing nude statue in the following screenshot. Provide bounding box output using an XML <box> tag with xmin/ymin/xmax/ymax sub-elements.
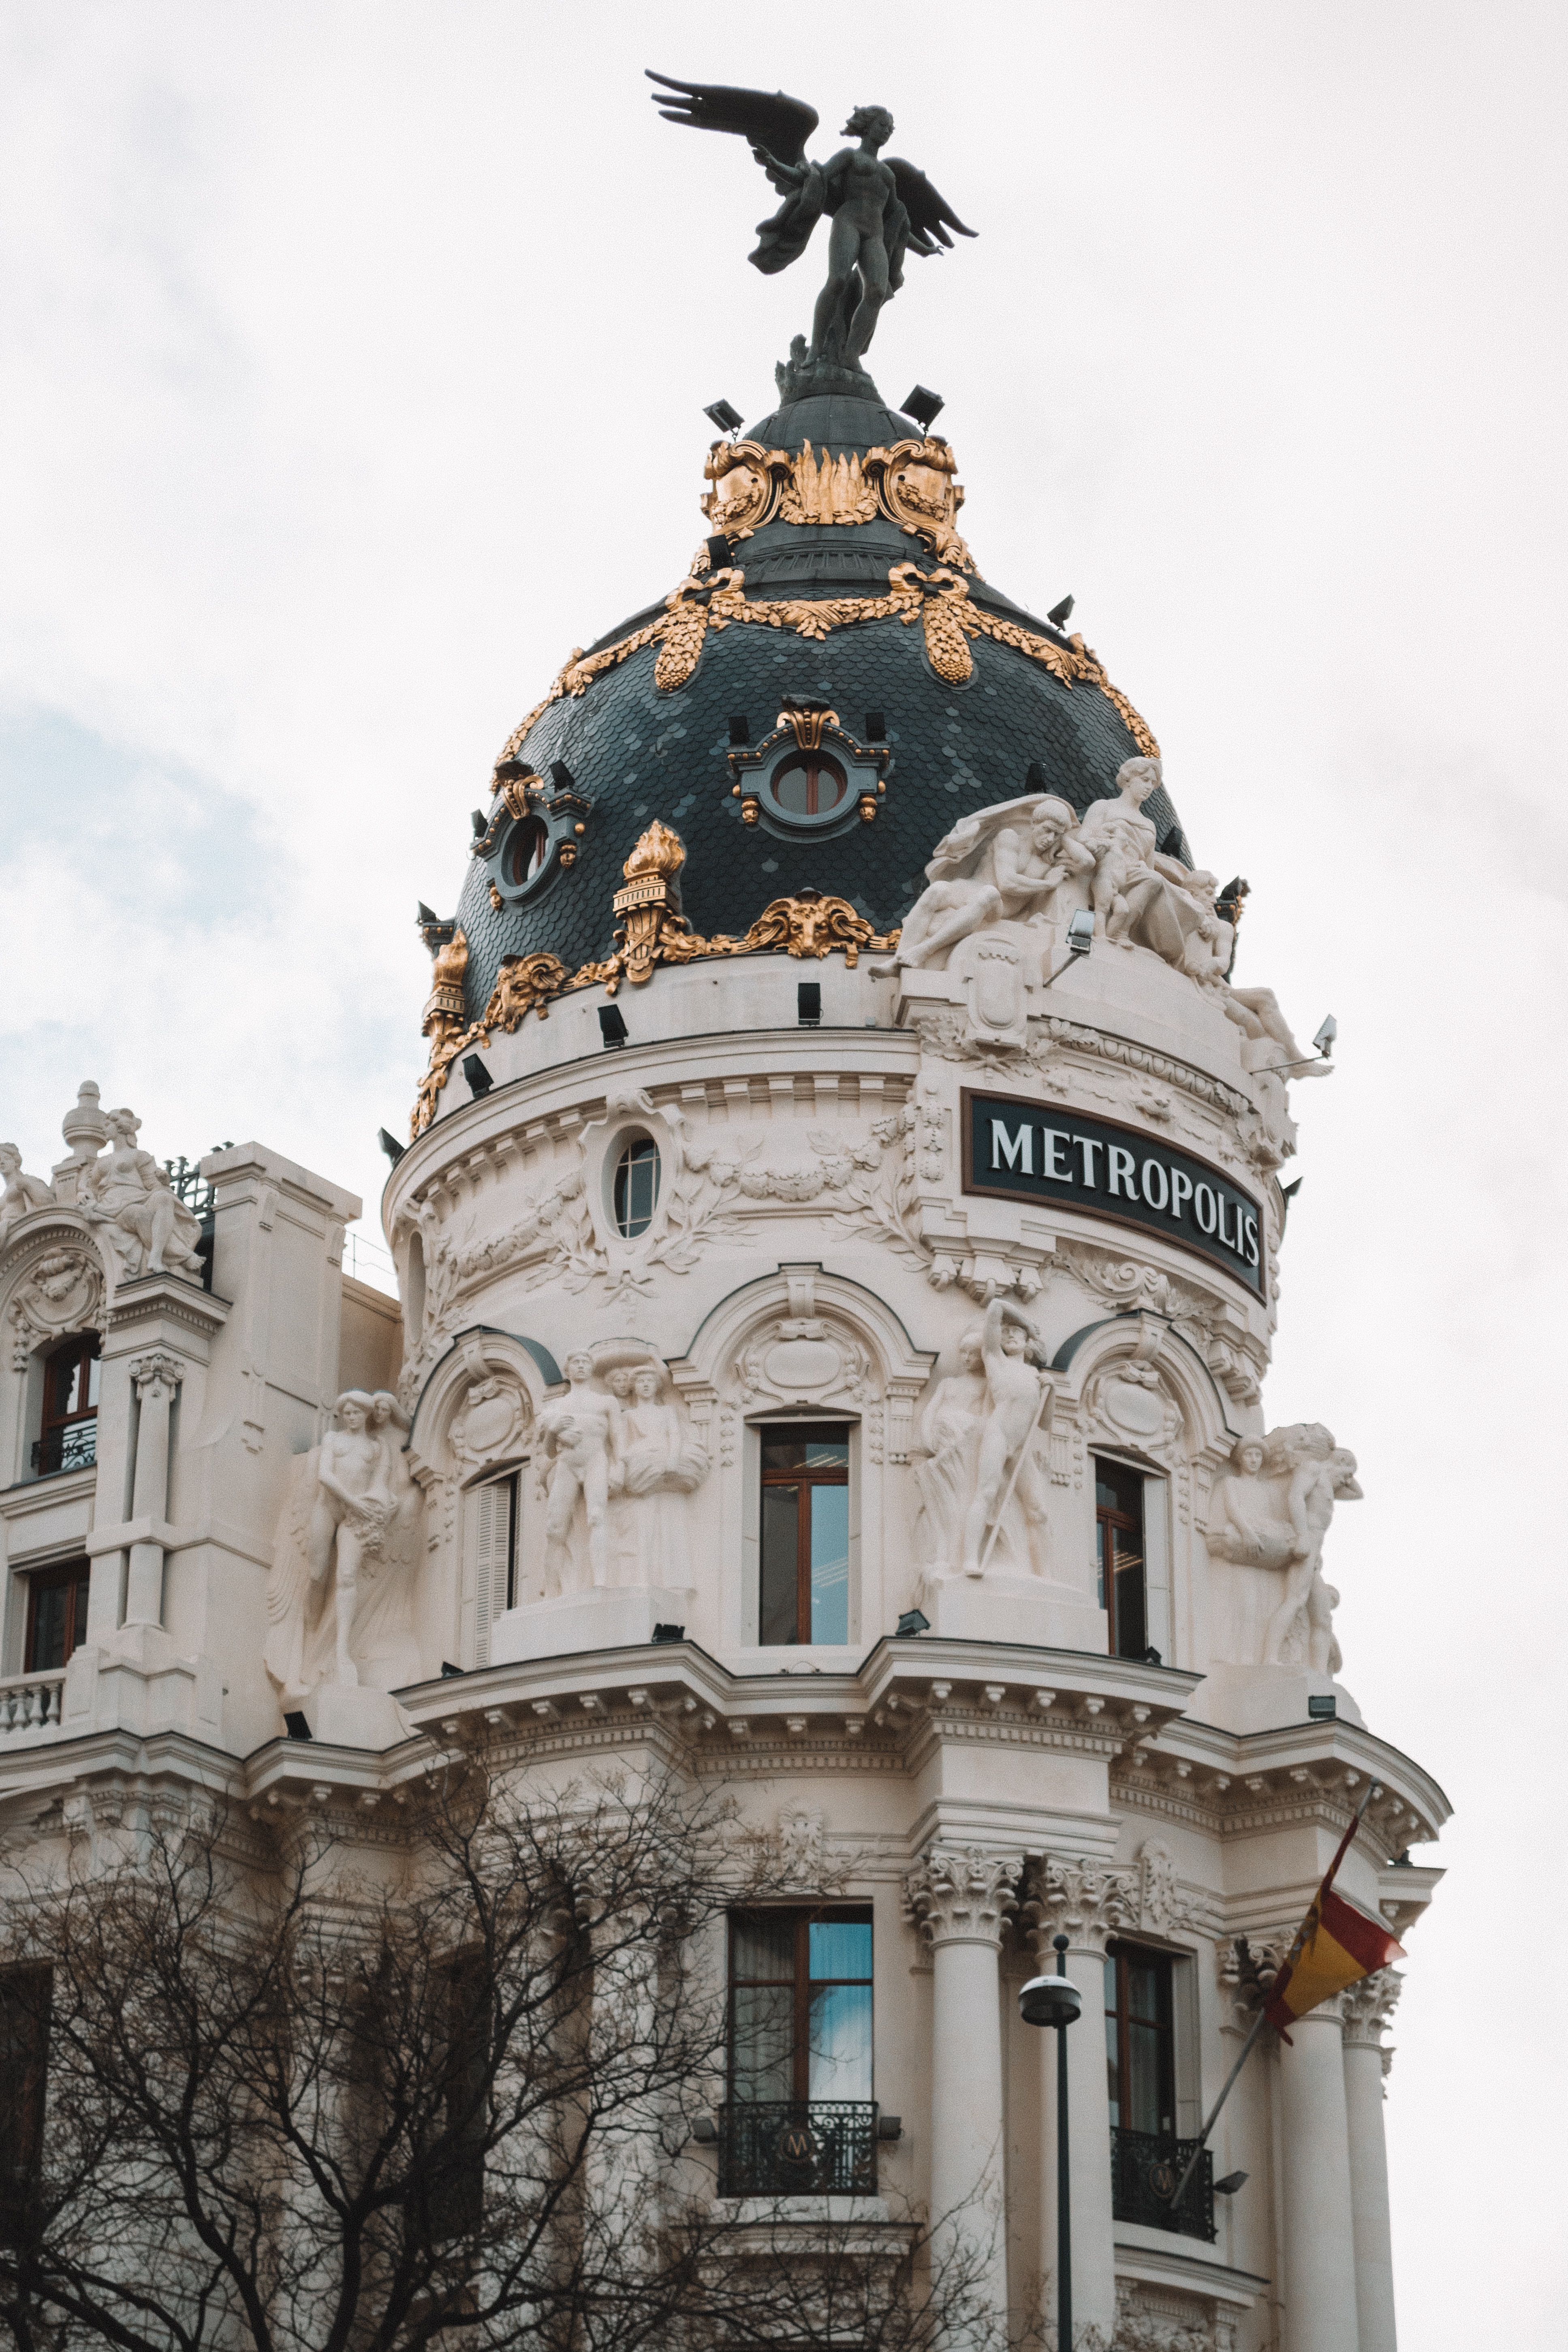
<box><xmin>536</xmin><ymin>1352</ymin><xmax>616</xmax><ymax>1595</ymax></box>
<box><xmin>960</xmin><ymin>1296</ymin><xmax>1051</xmax><ymax>1578</ymax></box>
<box><xmin>306</xmin><ymin>1391</ymin><xmax>391</xmax><ymax>1687</ymax></box>
<box><xmin>1262</xmin><ymin>1438</ymin><xmax>1363</xmax><ymax>1665</ymax></box>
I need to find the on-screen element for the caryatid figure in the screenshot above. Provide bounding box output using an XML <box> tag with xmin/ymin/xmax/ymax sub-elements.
<box><xmin>537</xmin><ymin>1352</ymin><xmax>617</xmax><ymax>1595</ymax></box>
<box><xmin>960</xmin><ymin>1295</ymin><xmax>1052</xmax><ymax>1578</ymax></box>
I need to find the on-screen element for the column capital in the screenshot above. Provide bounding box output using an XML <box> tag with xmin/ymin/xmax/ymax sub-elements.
<box><xmin>130</xmin><ymin>1349</ymin><xmax>186</xmax><ymax>1399</ymax></box>
<box><xmin>904</xmin><ymin>1845</ymin><xmax>1018</xmax><ymax>1949</ymax></box>
<box><xmin>1340</xmin><ymin>1965</ymin><xmax>1403</xmax><ymax>2049</ymax></box>
<box><xmin>1020</xmin><ymin>1856</ymin><xmax>1136</xmax><ymax>1958</ymax></box>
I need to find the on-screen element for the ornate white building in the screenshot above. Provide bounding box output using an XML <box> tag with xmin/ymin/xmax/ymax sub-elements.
<box><xmin>0</xmin><ymin>345</ymin><xmax>1446</xmax><ymax>2350</ymax></box>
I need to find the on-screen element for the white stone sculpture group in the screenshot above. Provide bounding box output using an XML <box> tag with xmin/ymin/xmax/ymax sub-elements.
<box><xmin>1206</xmin><ymin>1422</ymin><xmax>1362</xmax><ymax>1669</ymax></box>
<box><xmin>915</xmin><ymin>1295</ymin><xmax>1052</xmax><ymax>1578</ymax></box>
<box><xmin>878</xmin><ymin>761</ymin><xmax>1330</xmax><ymax>1149</ymax></box>
<box><xmin>1</xmin><ymin>1085</ymin><xmax>206</xmax><ymax>1282</ymax></box>
<box><xmin>536</xmin><ymin>1352</ymin><xmax>708</xmax><ymax>1595</ymax></box>
<box><xmin>265</xmin><ymin>1390</ymin><xmax>423</xmax><ymax>1701</ymax></box>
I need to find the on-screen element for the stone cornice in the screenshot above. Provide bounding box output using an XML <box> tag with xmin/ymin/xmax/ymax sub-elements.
<box><xmin>103</xmin><ymin>1272</ymin><xmax>229</xmax><ymax>1341</ymax></box>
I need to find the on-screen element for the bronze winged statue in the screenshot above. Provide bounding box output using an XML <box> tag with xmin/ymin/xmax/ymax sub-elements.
<box><xmin>647</xmin><ymin>70</ymin><xmax>975</xmax><ymax>393</ymax></box>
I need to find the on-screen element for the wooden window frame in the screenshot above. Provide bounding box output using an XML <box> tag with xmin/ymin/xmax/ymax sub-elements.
<box><xmin>759</xmin><ymin>1423</ymin><xmax>850</xmax><ymax>1647</ymax></box>
<box><xmin>1104</xmin><ymin>1940</ymin><xmax>1176</xmax><ymax>2139</ymax></box>
<box><xmin>727</xmin><ymin>1907</ymin><xmax>873</xmax><ymax>2104</ymax></box>
<box><xmin>1094</xmin><ymin>1455</ymin><xmax>1147</xmax><ymax>1660</ymax></box>
<box><xmin>35</xmin><ymin>1332</ymin><xmax>100</xmax><ymax>1476</ymax></box>
<box><xmin>24</xmin><ymin>1559</ymin><xmax>92</xmax><ymax>1673</ymax></box>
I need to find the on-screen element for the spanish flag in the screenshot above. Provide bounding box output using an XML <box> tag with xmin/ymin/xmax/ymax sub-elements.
<box><xmin>1263</xmin><ymin>1798</ymin><xmax>1405</xmax><ymax>2040</ymax></box>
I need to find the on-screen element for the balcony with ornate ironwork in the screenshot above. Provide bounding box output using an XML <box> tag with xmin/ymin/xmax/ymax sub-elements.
<box><xmin>716</xmin><ymin>2101</ymin><xmax>878</xmax><ymax>2199</ymax></box>
<box><xmin>1110</xmin><ymin>2125</ymin><xmax>1215</xmax><ymax>2241</ymax></box>
<box><xmin>30</xmin><ymin>1423</ymin><xmax>96</xmax><ymax>1478</ymax></box>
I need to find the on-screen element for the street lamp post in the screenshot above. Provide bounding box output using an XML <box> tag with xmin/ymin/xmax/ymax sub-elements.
<box><xmin>1019</xmin><ymin>1931</ymin><xmax>1082</xmax><ymax>2352</ymax></box>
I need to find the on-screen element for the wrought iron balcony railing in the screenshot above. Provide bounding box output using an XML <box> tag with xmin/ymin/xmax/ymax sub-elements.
<box><xmin>1111</xmin><ymin>2125</ymin><xmax>1215</xmax><ymax>2241</ymax></box>
<box><xmin>716</xmin><ymin>2101</ymin><xmax>878</xmax><ymax>2199</ymax></box>
<box><xmin>30</xmin><ymin>1422</ymin><xmax>97</xmax><ymax>1477</ymax></box>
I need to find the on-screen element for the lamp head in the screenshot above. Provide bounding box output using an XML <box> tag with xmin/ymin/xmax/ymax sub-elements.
<box><xmin>1313</xmin><ymin>1014</ymin><xmax>1337</xmax><ymax>1058</ymax></box>
<box><xmin>1018</xmin><ymin>1972</ymin><xmax>1083</xmax><ymax>2030</ymax></box>
<box><xmin>1066</xmin><ymin>909</ymin><xmax>1095</xmax><ymax>957</ymax></box>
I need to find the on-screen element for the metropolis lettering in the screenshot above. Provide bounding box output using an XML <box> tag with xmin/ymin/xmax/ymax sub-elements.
<box><xmin>961</xmin><ymin>1090</ymin><xmax>1266</xmax><ymax>1298</ymax></box>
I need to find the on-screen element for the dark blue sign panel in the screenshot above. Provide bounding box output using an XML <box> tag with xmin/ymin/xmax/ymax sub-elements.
<box><xmin>961</xmin><ymin>1089</ymin><xmax>1265</xmax><ymax>1298</ymax></box>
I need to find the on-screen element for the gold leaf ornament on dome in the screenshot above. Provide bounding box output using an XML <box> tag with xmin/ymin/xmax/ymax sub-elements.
<box><xmin>700</xmin><ymin>433</ymin><xmax>970</xmax><ymax>562</ymax></box>
<box><xmin>492</xmin><ymin>564</ymin><xmax>1157</xmax><ymax>767</ymax></box>
<box><xmin>407</xmin><ymin>862</ymin><xmax>901</xmax><ymax>1135</ymax></box>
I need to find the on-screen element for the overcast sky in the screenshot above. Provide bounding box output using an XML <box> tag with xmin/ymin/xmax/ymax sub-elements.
<box><xmin>2</xmin><ymin>3</ymin><xmax>1563</xmax><ymax>2335</ymax></box>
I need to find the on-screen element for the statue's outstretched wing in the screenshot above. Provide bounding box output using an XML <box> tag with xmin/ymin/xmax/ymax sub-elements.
<box><xmin>886</xmin><ymin>159</ymin><xmax>977</xmax><ymax>256</ymax></box>
<box><xmin>646</xmin><ymin>70</ymin><xmax>818</xmax><ymax>164</ymax></box>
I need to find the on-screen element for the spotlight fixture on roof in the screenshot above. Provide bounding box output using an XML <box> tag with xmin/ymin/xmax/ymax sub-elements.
<box><xmin>598</xmin><ymin>1004</ymin><xmax>630</xmax><ymax>1049</ymax></box>
<box><xmin>1047</xmin><ymin>594</ymin><xmax>1075</xmax><ymax>630</ymax></box>
<box><xmin>704</xmin><ymin>397</ymin><xmax>744</xmax><ymax>436</ymax></box>
<box><xmin>548</xmin><ymin>760</ymin><xmax>576</xmax><ymax>793</ymax></box>
<box><xmin>1042</xmin><ymin>908</ymin><xmax>1096</xmax><ymax>987</ymax></box>
<box><xmin>1272</xmin><ymin>1017</ymin><xmax>1339</xmax><ymax>1076</ymax></box>
<box><xmin>865</xmin><ymin>709</ymin><xmax>886</xmax><ymax>739</ymax></box>
<box><xmin>440</xmin><ymin>1661</ymin><xmax>464</xmax><ymax>1679</ymax></box>
<box><xmin>461</xmin><ymin>1054</ymin><xmax>493</xmax><ymax>1098</ymax></box>
<box><xmin>705</xmin><ymin>533</ymin><xmax>733</xmax><ymax>572</ymax></box>
<box><xmin>1214</xmin><ymin>2172</ymin><xmax>1250</xmax><ymax>2196</ymax></box>
<box><xmin>652</xmin><ymin>1621</ymin><xmax>685</xmax><ymax>1643</ymax></box>
<box><xmin>895</xmin><ymin>1607</ymin><xmax>930</xmax><ymax>1637</ymax></box>
<box><xmin>727</xmin><ymin>713</ymin><xmax>751</xmax><ymax>745</ymax></box>
<box><xmin>797</xmin><ymin>981</ymin><xmax>822</xmax><ymax>1027</ymax></box>
<box><xmin>283</xmin><ymin>1711</ymin><xmax>312</xmax><ymax>1741</ymax></box>
<box><xmin>377</xmin><ymin>1128</ymin><xmax>405</xmax><ymax>1166</ymax></box>
<box><xmin>470</xmin><ymin>810</ymin><xmax>487</xmax><ymax>838</ymax></box>
<box><xmin>901</xmin><ymin>384</ymin><xmax>944</xmax><ymax>429</ymax></box>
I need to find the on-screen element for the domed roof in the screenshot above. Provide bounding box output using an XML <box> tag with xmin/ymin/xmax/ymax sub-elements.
<box><xmin>449</xmin><ymin>391</ymin><xmax>1190</xmax><ymax>1024</ymax></box>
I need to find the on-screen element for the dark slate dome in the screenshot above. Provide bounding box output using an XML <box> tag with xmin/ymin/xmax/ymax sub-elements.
<box><xmin>451</xmin><ymin>389</ymin><xmax>1190</xmax><ymax>1021</ymax></box>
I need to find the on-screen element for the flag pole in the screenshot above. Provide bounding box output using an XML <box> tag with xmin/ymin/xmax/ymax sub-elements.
<box><xmin>1166</xmin><ymin>1779</ymin><xmax>1380</xmax><ymax>2214</ymax></box>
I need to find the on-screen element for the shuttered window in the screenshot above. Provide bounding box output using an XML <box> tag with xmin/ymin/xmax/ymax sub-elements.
<box><xmin>472</xmin><ymin>1476</ymin><xmax>516</xmax><ymax>1667</ymax></box>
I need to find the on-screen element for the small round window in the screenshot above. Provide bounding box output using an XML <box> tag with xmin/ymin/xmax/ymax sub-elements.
<box><xmin>612</xmin><ymin>1137</ymin><xmax>661</xmax><ymax>1238</ymax></box>
<box><xmin>770</xmin><ymin>752</ymin><xmax>848</xmax><ymax>819</ymax></box>
<box><xmin>508</xmin><ymin>816</ymin><xmax>550</xmax><ymax>888</ymax></box>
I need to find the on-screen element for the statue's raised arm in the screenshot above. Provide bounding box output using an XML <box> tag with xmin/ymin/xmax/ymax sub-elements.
<box><xmin>647</xmin><ymin>68</ymin><xmax>975</xmax><ymax>391</ymax></box>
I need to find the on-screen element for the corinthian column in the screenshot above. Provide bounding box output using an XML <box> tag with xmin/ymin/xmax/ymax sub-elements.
<box><xmin>1341</xmin><ymin>1969</ymin><xmax>1403</xmax><ymax>2352</ymax></box>
<box><xmin>1020</xmin><ymin>1859</ymin><xmax>1135</xmax><ymax>2347</ymax></box>
<box><xmin>906</xmin><ymin>1846</ymin><xmax>1017</xmax><ymax>2331</ymax></box>
<box><xmin>1278</xmin><ymin>1993</ymin><xmax>1360</xmax><ymax>2352</ymax></box>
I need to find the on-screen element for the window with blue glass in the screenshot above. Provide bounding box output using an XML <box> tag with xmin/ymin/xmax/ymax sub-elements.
<box><xmin>759</xmin><ymin>1424</ymin><xmax>850</xmax><ymax>1645</ymax></box>
<box><xmin>728</xmin><ymin>1910</ymin><xmax>873</xmax><ymax>2105</ymax></box>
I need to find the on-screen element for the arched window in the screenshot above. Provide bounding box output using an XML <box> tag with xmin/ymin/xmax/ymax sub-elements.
<box><xmin>34</xmin><ymin>1333</ymin><xmax>100</xmax><ymax>1476</ymax></box>
<box><xmin>612</xmin><ymin>1138</ymin><xmax>660</xmax><ymax>1238</ymax></box>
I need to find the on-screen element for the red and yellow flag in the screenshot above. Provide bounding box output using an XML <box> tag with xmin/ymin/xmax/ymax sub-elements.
<box><xmin>1263</xmin><ymin>1800</ymin><xmax>1405</xmax><ymax>2039</ymax></box>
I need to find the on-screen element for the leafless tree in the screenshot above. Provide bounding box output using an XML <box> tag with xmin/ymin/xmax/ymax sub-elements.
<box><xmin>0</xmin><ymin>1759</ymin><xmax>1015</xmax><ymax>2352</ymax></box>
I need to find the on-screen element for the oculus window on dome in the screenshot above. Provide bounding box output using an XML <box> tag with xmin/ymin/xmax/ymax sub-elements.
<box><xmin>475</xmin><ymin>765</ymin><xmax>592</xmax><ymax>912</ymax></box>
<box><xmin>962</xmin><ymin>1090</ymin><xmax>1266</xmax><ymax>1299</ymax></box>
<box><xmin>729</xmin><ymin>708</ymin><xmax>890</xmax><ymax>841</ymax></box>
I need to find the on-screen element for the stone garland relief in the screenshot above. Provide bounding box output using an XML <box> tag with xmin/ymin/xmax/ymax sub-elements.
<box><xmin>265</xmin><ymin>1391</ymin><xmax>425</xmax><ymax>1703</ymax></box>
<box><xmin>397</xmin><ymin>1085</ymin><xmax>929</xmax><ymax>1395</ymax></box>
<box><xmin>532</xmin><ymin>1347</ymin><xmax>709</xmax><ymax>1596</ymax></box>
<box><xmin>1204</xmin><ymin>1423</ymin><xmax>1361</xmax><ymax>1671</ymax></box>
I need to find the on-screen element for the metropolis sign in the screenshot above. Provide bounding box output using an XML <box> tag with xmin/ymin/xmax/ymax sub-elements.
<box><xmin>961</xmin><ymin>1089</ymin><xmax>1266</xmax><ymax>1299</ymax></box>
